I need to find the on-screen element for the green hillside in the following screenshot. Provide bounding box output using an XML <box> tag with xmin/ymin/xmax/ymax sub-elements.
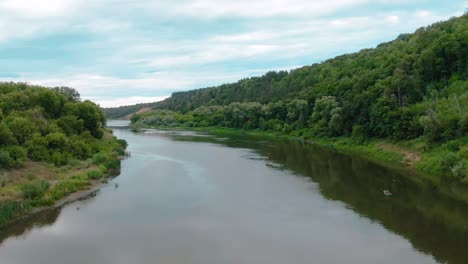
<box><xmin>128</xmin><ymin>14</ymin><xmax>467</xmax><ymax>181</ymax></box>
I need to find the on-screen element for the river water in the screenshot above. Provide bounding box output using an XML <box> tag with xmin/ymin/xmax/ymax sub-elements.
<box><xmin>0</xmin><ymin>120</ymin><xmax>467</xmax><ymax>264</ymax></box>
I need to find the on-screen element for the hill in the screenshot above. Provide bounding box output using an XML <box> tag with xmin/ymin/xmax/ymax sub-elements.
<box><xmin>104</xmin><ymin>102</ymin><xmax>158</xmax><ymax>119</ymax></box>
<box><xmin>126</xmin><ymin>14</ymin><xmax>467</xmax><ymax>181</ymax></box>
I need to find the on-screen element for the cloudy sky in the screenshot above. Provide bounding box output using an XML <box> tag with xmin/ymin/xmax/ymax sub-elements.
<box><xmin>1</xmin><ymin>0</ymin><xmax>466</xmax><ymax>107</ymax></box>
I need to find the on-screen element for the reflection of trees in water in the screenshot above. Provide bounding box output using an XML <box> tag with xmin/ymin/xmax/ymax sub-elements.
<box><xmin>0</xmin><ymin>207</ymin><xmax>61</xmax><ymax>246</ymax></box>
<box><xmin>262</xmin><ymin>141</ymin><xmax>468</xmax><ymax>264</ymax></box>
<box><xmin>168</xmin><ymin>133</ymin><xmax>468</xmax><ymax>264</ymax></box>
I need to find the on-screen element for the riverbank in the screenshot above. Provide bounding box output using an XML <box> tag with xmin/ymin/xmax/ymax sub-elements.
<box><xmin>0</xmin><ymin>130</ymin><xmax>127</xmax><ymax>228</ymax></box>
<box><xmin>132</xmin><ymin>124</ymin><xmax>468</xmax><ymax>200</ymax></box>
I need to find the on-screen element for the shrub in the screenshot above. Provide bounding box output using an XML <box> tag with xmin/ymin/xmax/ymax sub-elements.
<box><xmin>444</xmin><ymin>141</ymin><xmax>460</xmax><ymax>152</ymax></box>
<box><xmin>2</xmin><ymin>146</ymin><xmax>27</xmax><ymax>168</ymax></box>
<box><xmin>117</xmin><ymin>139</ymin><xmax>128</xmax><ymax>148</ymax></box>
<box><xmin>104</xmin><ymin>158</ymin><xmax>120</xmax><ymax>171</ymax></box>
<box><xmin>25</xmin><ymin>134</ymin><xmax>49</xmax><ymax>161</ymax></box>
<box><xmin>45</xmin><ymin>132</ymin><xmax>69</xmax><ymax>151</ymax></box>
<box><xmin>451</xmin><ymin>160</ymin><xmax>467</xmax><ymax>179</ymax></box>
<box><xmin>21</xmin><ymin>180</ymin><xmax>50</xmax><ymax>199</ymax></box>
<box><xmin>56</xmin><ymin>115</ymin><xmax>84</xmax><ymax>135</ymax></box>
<box><xmin>69</xmin><ymin>139</ymin><xmax>92</xmax><ymax>159</ymax></box>
<box><xmin>92</xmin><ymin>153</ymin><xmax>108</xmax><ymax>165</ymax></box>
<box><xmin>6</xmin><ymin>116</ymin><xmax>36</xmax><ymax>144</ymax></box>
<box><xmin>0</xmin><ymin>150</ymin><xmax>12</xmax><ymax>169</ymax></box>
<box><xmin>87</xmin><ymin>170</ymin><xmax>103</xmax><ymax>180</ymax></box>
<box><xmin>351</xmin><ymin>125</ymin><xmax>367</xmax><ymax>143</ymax></box>
<box><xmin>459</xmin><ymin>146</ymin><xmax>468</xmax><ymax>159</ymax></box>
<box><xmin>48</xmin><ymin>151</ymin><xmax>70</xmax><ymax>167</ymax></box>
<box><xmin>0</xmin><ymin>122</ymin><xmax>16</xmax><ymax>146</ymax></box>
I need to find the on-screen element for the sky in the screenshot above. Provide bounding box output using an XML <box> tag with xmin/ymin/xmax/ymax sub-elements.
<box><xmin>0</xmin><ymin>0</ymin><xmax>467</xmax><ymax>107</ymax></box>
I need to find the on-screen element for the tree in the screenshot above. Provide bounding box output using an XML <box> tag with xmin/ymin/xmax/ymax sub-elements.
<box><xmin>52</xmin><ymin>87</ymin><xmax>81</xmax><ymax>102</ymax></box>
<box><xmin>310</xmin><ymin>96</ymin><xmax>343</xmax><ymax>135</ymax></box>
<box><xmin>419</xmin><ymin>108</ymin><xmax>442</xmax><ymax>142</ymax></box>
<box><xmin>0</xmin><ymin>122</ymin><xmax>16</xmax><ymax>146</ymax></box>
<box><xmin>287</xmin><ymin>99</ymin><xmax>308</xmax><ymax>125</ymax></box>
<box><xmin>33</xmin><ymin>88</ymin><xmax>66</xmax><ymax>118</ymax></box>
<box><xmin>57</xmin><ymin>115</ymin><xmax>85</xmax><ymax>135</ymax></box>
<box><xmin>65</xmin><ymin>101</ymin><xmax>105</xmax><ymax>138</ymax></box>
<box><xmin>7</xmin><ymin>116</ymin><xmax>36</xmax><ymax>144</ymax></box>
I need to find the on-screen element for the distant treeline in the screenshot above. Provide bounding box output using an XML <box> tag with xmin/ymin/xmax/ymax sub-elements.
<box><xmin>104</xmin><ymin>102</ymin><xmax>158</xmax><ymax>119</ymax></box>
<box><xmin>130</xmin><ymin>14</ymin><xmax>467</xmax><ymax>180</ymax></box>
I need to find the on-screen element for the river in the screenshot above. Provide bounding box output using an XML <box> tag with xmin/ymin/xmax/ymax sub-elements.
<box><xmin>0</xmin><ymin>120</ymin><xmax>467</xmax><ymax>264</ymax></box>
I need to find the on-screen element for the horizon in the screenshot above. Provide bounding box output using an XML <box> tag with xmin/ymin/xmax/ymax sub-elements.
<box><xmin>1</xmin><ymin>0</ymin><xmax>467</xmax><ymax>107</ymax></box>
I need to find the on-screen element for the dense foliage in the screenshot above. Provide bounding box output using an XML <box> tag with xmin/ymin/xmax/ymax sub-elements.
<box><xmin>0</xmin><ymin>82</ymin><xmax>127</xmax><ymax>226</ymax></box>
<box><xmin>0</xmin><ymin>82</ymin><xmax>107</xmax><ymax>169</ymax></box>
<box><xmin>130</xmin><ymin>14</ymin><xmax>468</xmax><ymax>180</ymax></box>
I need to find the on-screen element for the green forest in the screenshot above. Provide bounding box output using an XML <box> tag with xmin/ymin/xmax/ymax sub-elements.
<box><xmin>125</xmin><ymin>14</ymin><xmax>468</xmax><ymax>182</ymax></box>
<box><xmin>0</xmin><ymin>82</ymin><xmax>126</xmax><ymax>226</ymax></box>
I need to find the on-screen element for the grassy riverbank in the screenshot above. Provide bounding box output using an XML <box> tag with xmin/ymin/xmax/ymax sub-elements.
<box><xmin>0</xmin><ymin>130</ymin><xmax>127</xmax><ymax>227</ymax></box>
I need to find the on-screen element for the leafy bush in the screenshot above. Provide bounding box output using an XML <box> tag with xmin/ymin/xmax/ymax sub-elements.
<box><xmin>25</xmin><ymin>134</ymin><xmax>49</xmax><ymax>161</ymax></box>
<box><xmin>117</xmin><ymin>139</ymin><xmax>128</xmax><ymax>148</ymax></box>
<box><xmin>451</xmin><ymin>160</ymin><xmax>468</xmax><ymax>179</ymax></box>
<box><xmin>351</xmin><ymin>125</ymin><xmax>367</xmax><ymax>143</ymax></box>
<box><xmin>6</xmin><ymin>116</ymin><xmax>36</xmax><ymax>144</ymax></box>
<box><xmin>459</xmin><ymin>146</ymin><xmax>468</xmax><ymax>159</ymax></box>
<box><xmin>69</xmin><ymin>138</ymin><xmax>92</xmax><ymax>159</ymax></box>
<box><xmin>0</xmin><ymin>122</ymin><xmax>16</xmax><ymax>146</ymax></box>
<box><xmin>87</xmin><ymin>170</ymin><xmax>103</xmax><ymax>180</ymax></box>
<box><xmin>56</xmin><ymin>115</ymin><xmax>84</xmax><ymax>135</ymax></box>
<box><xmin>21</xmin><ymin>180</ymin><xmax>50</xmax><ymax>200</ymax></box>
<box><xmin>0</xmin><ymin>150</ymin><xmax>12</xmax><ymax>169</ymax></box>
<box><xmin>45</xmin><ymin>132</ymin><xmax>69</xmax><ymax>151</ymax></box>
<box><xmin>0</xmin><ymin>146</ymin><xmax>28</xmax><ymax>168</ymax></box>
<box><xmin>92</xmin><ymin>153</ymin><xmax>108</xmax><ymax>165</ymax></box>
<box><xmin>48</xmin><ymin>151</ymin><xmax>70</xmax><ymax>167</ymax></box>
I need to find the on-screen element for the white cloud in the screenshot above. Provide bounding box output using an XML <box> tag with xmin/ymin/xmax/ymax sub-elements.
<box><xmin>0</xmin><ymin>0</ymin><xmax>84</xmax><ymax>43</ymax></box>
<box><xmin>0</xmin><ymin>0</ymin><xmax>80</xmax><ymax>18</ymax></box>
<box><xmin>170</xmin><ymin>0</ymin><xmax>370</xmax><ymax>18</ymax></box>
<box><xmin>87</xmin><ymin>96</ymin><xmax>169</xmax><ymax>108</ymax></box>
<box><xmin>20</xmin><ymin>74</ymin><xmax>194</xmax><ymax>95</ymax></box>
<box><xmin>384</xmin><ymin>15</ymin><xmax>400</xmax><ymax>24</ymax></box>
<box><xmin>146</xmin><ymin>44</ymin><xmax>280</xmax><ymax>68</ymax></box>
<box><xmin>127</xmin><ymin>10</ymin><xmax>443</xmax><ymax>70</ymax></box>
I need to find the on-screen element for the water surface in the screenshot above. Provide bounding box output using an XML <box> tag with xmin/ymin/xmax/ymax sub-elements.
<box><xmin>0</xmin><ymin>120</ymin><xmax>467</xmax><ymax>264</ymax></box>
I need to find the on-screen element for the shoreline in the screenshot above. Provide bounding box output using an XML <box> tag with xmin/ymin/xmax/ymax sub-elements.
<box><xmin>30</xmin><ymin>180</ymin><xmax>104</xmax><ymax>214</ymax></box>
<box><xmin>133</xmin><ymin>124</ymin><xmax>468</xmax><ymax>203</ymax></box>
<box><xmin>0</xmin><ymin>170</ymin><xmax>122</xmax><ymax>230</ymax></box>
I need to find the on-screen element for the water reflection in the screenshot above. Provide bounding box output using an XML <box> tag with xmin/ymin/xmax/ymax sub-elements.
<box><xmin>0</xmin><ymin>208</ymin><xmax>61</xmax><ymax>245</ymax></box>
<box><xmin>161</xmin><ymin>131</ymin><xmax>468</xmax><ymax>264</ymax></box>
